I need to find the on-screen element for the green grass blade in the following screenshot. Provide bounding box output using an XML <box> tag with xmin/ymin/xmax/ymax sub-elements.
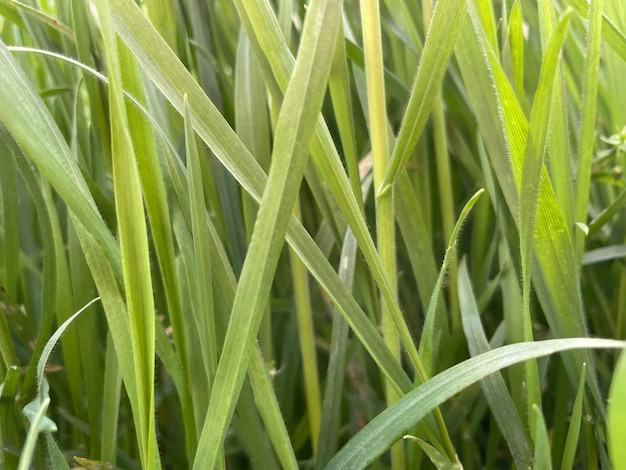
<box><xmin>575</xmin><ymin>0</ymin><xmax>603</xmax><ymax>256</ymax></box>
<box><xmin>93</xmin><ymin>1</ymin><xmax>158</xmax><ymax>465</ymax></box>
<box><xmin>290</xmin><ymin>203</ymin><xmax>322</xmax><ymax>455</ymax></box>
<box><xmin>420</xmin><ymin>189</ymin><xmax>484</xmax><ymax>375</ymax></box>
<box><xmin>361</xmin><ymin>0</ymin><xmax>402</xmax><ymax>466</ymax></box>
<box><xmin>184</xmin><ymin>95</ymin><xmax>218</xmax><ymax>392</ymax></box>
<box><xmin>533</xmin><ymin>405</ymin><xmax>553</xmax><ymax>470</ymax></box>
<box><xmin>608</xmin><ymin>351</ymin><xmax>626</xmax><ymax>468</ymax></box>
<box><xmin>326</xmin><ymin>339</ymin><xmax>625</xmax><ymax>469</ymax></box>
<box><xmin>192</xmin><ymin>1</ymin><xmax>343</xmax><ymax>467</ymax></box>
<box><xmin>458</xmin><ymin>258</ymin><xmax>532</xmax><ymax>468</ymax></box>
<box><xmin>518</xmin><ymin>10</ymin><xmax>571</xmax><ymax>430</ymax></box>
<box><xmin>381</xmin><ymin>0</ymin><xmax>468</xmax><ymax>188</ymax></box>
<box><xmin>316</xmin><ymin>229</ymin><xmax>358</xmax><ymax>468</ymax></box>
<box><xmin>560</xmin><ymin>364</ymin><xmax>586</xmax><ymax>470</ymax></box>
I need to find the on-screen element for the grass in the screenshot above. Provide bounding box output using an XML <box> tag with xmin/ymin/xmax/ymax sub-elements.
<box><xmin>0</xmin><ymin>0</ymin><xmax>626</xmax><ymax>468</ymax></box>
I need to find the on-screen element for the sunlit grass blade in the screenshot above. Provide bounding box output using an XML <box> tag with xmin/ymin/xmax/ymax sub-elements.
<box><xmin>360</xmin><ymin>0</ymin><xmax>401</xmax><ymax>466</ymax></box>
<box><xmin>93</xmin><ymin>0</ymin><xmax>159</xmax><ymax>466</ymax></box>
<box><xmin>608</xmin><ymin>351</ymin><xmax>626</xmax><ymax>468</ymax></box>
<box><xmin>192</xmin><ymin>1</ymin><xmax>344</xmax><ymax>467</ymax></box>
<box><xmin>574</xmin><ymin>0</ymin><xmax>603</xmax><ymax>257</ymax></box>
<box><xmin>381</xmin><ymin>0</ymin><xmax>467</xmax><ymax>188</ymax></box>
<box><xmin>455</xmin><ymin>4</ymin><xmax>603</xmax><ymax>413</ymax></box>
<box><xmin>326</xmin><ymin>339</ymin><xmax>625</xmax><ymax>469</ymax></box>
<box><xmin>110</xmin><ymin>0</ymin><xmax>412</xmax><ymax>397</ymax></box>
<box><xmin>518</xmin><ymin>10</ymin><xmax>571</xmax><ymax>430</ymax></box>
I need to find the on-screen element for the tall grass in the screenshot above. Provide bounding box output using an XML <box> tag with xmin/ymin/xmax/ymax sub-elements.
<box><xmin>0</xmin><ymin>0</ymin><xmax>625</xmax><ymax>468</ymax></box>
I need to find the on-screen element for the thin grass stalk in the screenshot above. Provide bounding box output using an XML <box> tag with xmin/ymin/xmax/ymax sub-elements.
<box><xmin>575</xmin><ymin>0</ymin><xmax>603</xmax><ymax>258</ymax></box>
<box><xmin>360</xmin><ymin>0</ymin><xmax>403</xmax><ymax>467</ymax></box>
<box><xmin>92</xmin><ymin>1</ymin><xmax>159</xmax><ymax>466</ymax></box>
<box><xmin>420</xmin><ymin>0</ymin><xmax>459</xmax><ymax>330</ymax></box>
<box><xmin>290</xmin><ymin>201</ymin><xmax>322</xmax><ymax>454</ymax></box>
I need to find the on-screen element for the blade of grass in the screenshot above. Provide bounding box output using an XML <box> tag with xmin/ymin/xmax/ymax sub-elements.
<box><xmin>191</xmin><ymin>1</ymin><xmax>344</xmax><ymax>467</ymax></box>
<box><xmin>109</xmin><ymin>0</ymin><xmax>413</xmax><ymax>397</ymax></box>
<box><xmin>326</xmin><ymin>338</ymin><xmax>625</xmax><ymax>469</ymax></box>
<box><xmin>533</xmin><ymin>405</ymin><xmax>553</xmax><ymax>470</ymax></box>
<box><xmin>380</xmin><ymin>0</ymin><xmax>468</xmax><ymax>188</ymax></box>
<box><xmin>574</xmin><ymin>0</ymin><xmax>603</xmax><ymax>257</ymax></box>
<box><xmin>518</xmin><ymin>10</ymin><xmax>572</xmax><ymax>431</ymax></box>
<box><xmin>93</xmin><ymin>0</ymin><xmax>159</xmax><ymax>465</ymax></box>
<box><xmin>360</xmin><ymin>0</ymin><xmax>402</xmax><ymax>467</ymax></box>
<box><xmin>560</xmin><ymin>364</ymin><xmax>587</xmax><ymax>470</ymax></box>
<box><xmin>608</xmin><ymin>350</ymin><xmax>626</xmax><ymax>467</ymax></box>
<box><xmin>419</xmin><ymin>189</ymin><xmax>484</xmax><ymax>376</ymax></box>
<box><xmin>458</xmin><ymin>258</ymin><xmax>532</xmax><ymax>469</ymax></box>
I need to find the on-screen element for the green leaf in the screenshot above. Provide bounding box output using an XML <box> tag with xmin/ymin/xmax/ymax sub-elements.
<box><xmin>192</xmin><ymin>0</ymin><xmax>344</xmax><ymax>467</ymax></box>
<box><xmin>326</xmin><ymin>339</ymin><xmax>625</xmax><ymax>469</ymax></box>
<box><xmin>609</xmin><ymin>350</ymin><xmax>626</xmax><ymax>467</ymax></box>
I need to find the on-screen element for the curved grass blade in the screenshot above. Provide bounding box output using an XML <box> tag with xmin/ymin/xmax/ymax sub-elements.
<box><xmin>419</xmin><ymin>189</ymin><xmax>483</xmax><ymax>376</ymax></box>
<box><xmin>326</xmin><ymin>338</ymin><xmax>625</xmax><ymax>469</ymax></box>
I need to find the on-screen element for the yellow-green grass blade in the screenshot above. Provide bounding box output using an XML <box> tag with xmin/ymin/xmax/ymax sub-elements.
<box><xmin>91</xmin><ymin>0</ymin><xmax>158</xmax><ymax>466</ymax></box>
<box><xmin>232</xmin><ymin>0</ymin><xmax>423</xmax><ymax>372</ymax></box>
<box><xmin>560</xmin><ymin>364</ymin><xmax>587</xmax><ymax>470</ymax></box>
<box><xmin>191</xmin><ymin>0</ymin><xmax>344</xmax><ymax>467</ymax></box>
<box><xmin>326</xmin><ymin>339</ymin><xmax>626</xmax><ymax>470</ymax></box>
<box><xmin>608</xmin><ymin>350</ymin><xmax>626</xmax><ymax>467</ymax></box>
<box><xmin>0</xmin><ymin>40</ymin><xmax>122</xmax><ymax>280</ymax></box>
<box><xmin>563</xmin><ymin>0</ymin><xmax>626</xmax><ymax>62</ymax></box>
<box><xmin>360</xmin><ymin>0</ymin><xmax>402</xmax><ymax>466</ymax></box>
<box><xmin>458</xmin><ymin>258</ymin><xmax>532</xmax><ymax>468</ymax></box>
<box><xmin>184</xmin><ymin>96</ymin><xmax>218</xmax><ymax>394</ymax></box>
<box><xmin>381</xmin><ymin>0</ymin><xmax>468</xmax><ymax>189</ymax></box>
<box><xmin>533</xmin><ymin>404</ymin><xmax>553</xmax><ymax>470</ymax></box>
<box><xmin>456</xmin><ymin>5</ymin><xmax>602</xmax><ymax>412</ymax></box>
<box><xmin>118</xmin><ymin>38</ymin><xmax>190</xmax><ymax>401</ymax></box>
<box><xmin>518</xmin><ymin>10</ymin><xmax>571</xmax><ymax>430</ymax></box>
<box><xmin>316</xmin><ymin>229</ymin><xmax>358</xmax><ymax>468</ymax></box>
<box><xmin>289</xmin><ymin>203</ymin><xmax>322</xmax><ymax>455</ymax></box>
<box><xmin>536</xmin><ymin>0</ymin><xmax>575</xmax><ymax>230</ymax></box>
<box><xmin>507</xmin><ymin>1</ymin><xmax>527</xmax><ymax>106</ymax></box>
<box><xmin>419</xmin><ymin>189</ymin><xmax>483</xmax><ymax>377</ymax></box>
<box><xmin>108</xmin><ymin>0</ymin><xmax>411</xmax><ymax>395</ymax></box>
<box><xmin>574</xmin><ymin>0</ymin><xmax>603</xmax><ymax>257</ymax></box>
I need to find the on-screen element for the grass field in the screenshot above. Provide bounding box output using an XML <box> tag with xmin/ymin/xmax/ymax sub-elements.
<box><xmin>1</xmin><ymin>0</ymin><xmax>626</xmax><ymax>468</ymax></box>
